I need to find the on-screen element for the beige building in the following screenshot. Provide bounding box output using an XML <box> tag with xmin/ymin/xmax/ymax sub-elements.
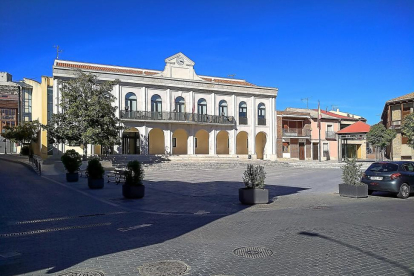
<box><xmin>382</xmin><ymin>92</ymin><xmax>414</xmax><ymax>160</ymax></box>
<box><xmin>52</xmin><ymin>53</ymin><xmax>278</xmax><ymax>160</ymax></box>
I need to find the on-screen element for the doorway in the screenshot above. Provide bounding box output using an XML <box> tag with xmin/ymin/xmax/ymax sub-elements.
<box><xmin>312</xmin><ymin>143</ymin><xmax>319</xmax><ymax>160</ymax></box>
<box><xmin>299</xmin><ymin>143</ymin><xmax>305</xmax><ymax>160</ymax></box>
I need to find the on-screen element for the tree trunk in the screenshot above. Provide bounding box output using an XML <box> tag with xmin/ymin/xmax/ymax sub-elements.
<box><xmin>83</xmin><ymin>142</ymin><xmax>88</xmax><ymax>161</ymax></box>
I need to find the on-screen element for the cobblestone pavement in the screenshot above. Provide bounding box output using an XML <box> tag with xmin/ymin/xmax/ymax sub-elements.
<box><xmin>0</xmin><ymin>157</ymin><xmax>413</xmax><ymax>276</ymax></box>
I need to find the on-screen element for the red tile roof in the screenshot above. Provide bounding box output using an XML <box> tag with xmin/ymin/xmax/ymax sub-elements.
<box><xmin>56</xmin><ymin>61</ymin><xmax>256</xmax><ymax>87</ymax></box>
<box><xmin>386</xmin><ymin>92</ymin><xmax>414</xmax><ymax>103</ymax></box>
<box><xmin>200</xmin><ymin>77</ymin><xmax>256</xmax><ymax>86</ymax></box>
<box><xmin>312</xmin><ymin>109</ymin><xmax>360</xmax><ymax>120</ymax></box>
<box><xmin>336</xmin><ymin>121</ymin><xmax>370</xmax><ymax>134</ymax></box>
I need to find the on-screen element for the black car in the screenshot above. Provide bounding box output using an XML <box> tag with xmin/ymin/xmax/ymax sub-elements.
<box><xmin>361</xmin><ymin>161</ymin><xmax>413</xmax><ymax>199</ymax></box>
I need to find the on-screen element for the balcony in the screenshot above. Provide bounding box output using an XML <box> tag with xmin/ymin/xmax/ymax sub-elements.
<box><xmin>388</xmin><ymin>120</ymin><xmax>401</xmax><ymax>129</ymax></box>
<box><xmin>120</xmin><ymin>110</ymin><xmax>235</xmax><ymax>125</ymax></box>
<box><xmin>258</xmin><ymin>118</ymin><xmax>266</xmax><ymax>126</ymax></box>
<box><xmin>325</xmin><ymin>131</ymin><xmax>336</xmax><ymax>140</ymax></box>
<box><xmin>239</xmin><ymin>117</ymin><xmax>248</xmax><ymax>125</ymax></box>
<box><xmin>282</xmin><ymin>128</ymin><xmax>311</xmax><ymax>137</ymax></box>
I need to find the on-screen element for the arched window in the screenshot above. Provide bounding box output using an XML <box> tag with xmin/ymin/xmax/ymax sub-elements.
<box><xmin>125</xmin><ymin>92</ymin><xmax>137</xmax><ymax>111</ymax></box>
<box><xmin>239</xmin><ymin>101</ymin><xmax>247</xmax><ymax>125</ymax></box>
<box><xmin>151</xmin><ymin>94</ymin><xmax>162</xmax><ymax>113</ymax></box>
<box><xmin>198</xmin><ymin>98</ymin><xmax>207</xmax><ymax>115</ymax></box>
<box><xmin>258</xmin><ymin>103</ymin><xmax>266</xmax><ymax>125</ymax></box>
<box><xmin>175</xmin><ymin>96</ymin><xmax>185</xmax><ymax>113</ymax></box>
<box><xmin>219</xmin><ymin>100</ymin><xmax>228</xmax><ymax>116</ymax></box>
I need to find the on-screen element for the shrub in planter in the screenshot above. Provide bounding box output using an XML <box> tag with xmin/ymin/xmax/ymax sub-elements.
<box><xmin>61</xmin><ymin>150</ymin><xmax>82</xmax><ymax>182</ymax></box>
<box><xmin>239</xmin><ymin>164</ymin><xmax>269</xmax><ymax>204</ymax></box>
<box><xmin>87</xmin><ymin>158</ymin><xmax>105</xmax><ymax>189</ymax></box>
<box><xmin>339</xmin><ymin>158</ymin><xmax>368</xmax><ymax>198</ymax></box>
<box><xmin>123</xmin><ymin>160</ymin><xmax>145</xmax><ymax>199</ymax></box>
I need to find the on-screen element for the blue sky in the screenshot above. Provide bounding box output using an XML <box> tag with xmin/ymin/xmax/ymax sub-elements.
<box><xmin>1</xmin><ymin>0</ymin><xmax>413</xmax><ymax>124</ymax></box>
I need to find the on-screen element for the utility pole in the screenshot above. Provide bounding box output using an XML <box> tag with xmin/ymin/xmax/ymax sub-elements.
<box><xmin>54</xmin><ymin>45</ymin><xmax>63</xmax><ymax>59</ymax></box>
<box><xmin>301</xmin><ymin>97</ymin><xmax>310</xmax><ymax>109</ymax></box>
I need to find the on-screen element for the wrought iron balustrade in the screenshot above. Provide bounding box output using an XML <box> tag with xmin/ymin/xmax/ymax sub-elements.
<box><xmin>258</xmin><ymin>118</ymin><xmax>266</xmax><ymax>126</ymax></box>
<box><xmin>120</xmin><ymin>110</ymin><xmax>235</xmax><ymax>125</ymax></box>
<box><xmin>239</xmin><ymin>117</ymin><xmax>248</xmax><ymax>125</ymax></box>
<box><xmin>282</xmin><ymin>128</ymin><xmax>311</xmax><ymax>137</ymax></box>
<box><xmin>325</xmin><ymin>131</ymin><xmax>336</xmax><ymax>139</ymax></box>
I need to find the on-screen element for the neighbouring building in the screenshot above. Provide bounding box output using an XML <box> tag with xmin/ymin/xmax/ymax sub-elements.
<box><xmin>337</xmin><ymin>121</ymin><xmax>370</xmax><ymax>160</ymax></box>
<box><xmin>52</xmin><ymin>53</ymin><xmax>278</xmax><ymax>160</ymax></box>
<box><xmin>381</xmin><ymin>92</ymin><xmax>414</xmax><ymax>160</ymax></box>
<box><xmin>276</xmin><ymin>110</ymin><xmax>312</xmax><ymax>160</ymax></box>
<box><xmin>0</xmin><ymin>72</ymin><xmax>34</xmax><ymax>154</ymax></box>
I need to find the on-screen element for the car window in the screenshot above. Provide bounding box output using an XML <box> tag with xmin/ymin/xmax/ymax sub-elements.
<box><xmin>367</xmin><ymin>163</ymin><xmax>399</xmax><ymax>172</ymax></box>
<box><xmin>403</xmin><ymin>163</ymin><xmax>414</xmax><ymax>172</ymax></box>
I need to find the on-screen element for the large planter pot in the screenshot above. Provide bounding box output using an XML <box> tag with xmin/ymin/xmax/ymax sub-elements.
<box><xmin>88</xmin><ymin>178</ymin><xmax>104</xmax><ymax>189</ymax></box>
<box><xmin>123</xmin><ymin>184</ymin><xmax>145</xmax><ymax>199</ymax></box>
<box><xmin>239</xmin><ymin>188</ymin><xmax>269</xmax><ymax>205</ymax></box>
<box><xmin>339</xmin><ymin>183</ymin><xmax>368</xmax><ymax>198</ymax></box>
<box><xmin>66</xmin><ymin>172</ymin><xmax>79</xmax><ymax>182</ymax></box>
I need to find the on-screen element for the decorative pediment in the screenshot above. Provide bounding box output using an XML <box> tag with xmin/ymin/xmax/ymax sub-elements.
<box><xmin>160</xmin><ymin>52</ymin><xmax>203</xmax><ymax>81</ymax></box>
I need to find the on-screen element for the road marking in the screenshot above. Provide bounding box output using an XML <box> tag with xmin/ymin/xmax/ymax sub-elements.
<box><xmin>194</xmin><ymin>210</ymin><xmax>210</xmax><ymax>215</ymax></box>
<box><xmin>117</xmin><ymin>224</ymin><xmax>152</xmax><ymax>232</ymax></box>
<box><xmin>0</xmin><ymin>223</ymin><xmax>111</xmax><ymax>238</ymax></box>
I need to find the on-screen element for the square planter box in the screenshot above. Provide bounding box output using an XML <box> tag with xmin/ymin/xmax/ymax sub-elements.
<box><xmin>239</xmin><ymin>188</ymin><xmax>269</xmax><ymax>205</ymax></box>
<box><xmin>339</xmin><ymin>183</ymin><xmax>368</xmax><ymax>198</ymax></box>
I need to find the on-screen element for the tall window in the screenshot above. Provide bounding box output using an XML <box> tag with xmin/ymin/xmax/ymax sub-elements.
<box><xmin>219</xmin><ymin>100</ymin><xmax>228</xmax><ymax>116</ymax></box>
<box><xmin>239</xmin><ymin>102</ymin><xmax>247</xmax><ymax>117</ymax></box>
<box><xmin>175</xmin><ymin>96</ymin><xmax>185</xmax><ymax>113</ymax></box>
<box><xmin>323</xmin><ymin>143</ymin><xmax>329</xmax><ymax>157</ymax></box>
<box><xmin>151</xmin><ymin>94</ymin><xmax>162</xmax><ymax>112</ymax></box>
<box><xmin>47</xmin><ymin>86</ymin><xmax>53</xmax><ymax>155</ymax></box>
<box><xmin>198</xmin><ymin>98</ymin><xmax>207</xmax><ymax>115</ymax></box>
<box><xmin>23</xmin><ymin>88</ymin><xmax>32</xmax><ymax>121</ymax></box>
<box><xmin>125</xmin><ymin>92</ymin><xmax>137</xmax><ymax>111</ymax></box>
<box><xmin>258</xmin><ymin>103</ymin><xmax>265</xmax><ymax>125</ymax></box>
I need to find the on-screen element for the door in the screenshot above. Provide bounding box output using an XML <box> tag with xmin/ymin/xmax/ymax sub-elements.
<box><xmin>313</xmin><ymin>143</ymin><xmax>319</xmax><ymax>160</ymax></box>
<box><xmin>299</xmin><ymin>143</ymin><xmax>305</xmax><ymax>160</ymax></box>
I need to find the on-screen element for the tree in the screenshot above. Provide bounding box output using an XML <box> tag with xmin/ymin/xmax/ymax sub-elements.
<box><xmin>43</xmin><ymin>71</ymin><xmax>123</xmax><ymax>158</ymax></box>
<box><xmin>401</xmin><ymin>113</ymin><xmax>414</xmax><ymax>149</ymax></box>
<box><xmin>3</xmin><ymin>120</ymin><xmax>40</xmax><ymax>144</ymax></box>
<box><xmin>366</xmin><ymin>123</ymin><xmax>396</xmax><ymax>161</ymax></box>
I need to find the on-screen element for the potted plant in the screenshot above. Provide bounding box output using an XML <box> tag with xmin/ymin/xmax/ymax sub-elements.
<box><xmin>61</xmin><ymin>149</ymin><xmax>82</xmax><ymax>182</ymax></box>
<box><xmin>239</xmin><ymin>164</ymin><xmax>269</xmax><ymax>204</ymax></box>
<box><xmin>123</xmin><ymin>160</ymin><xmax>145</xmax><ymax>199</ymax></box>
<box><xmin>339</xmin><ymin>158</ymin><xmax>368</xmax><ymax>198</ymax></box>
<box><xmin>87</xmin><ymin>158</ymin><xmax>105</xmax><ymax>189</ymax></box>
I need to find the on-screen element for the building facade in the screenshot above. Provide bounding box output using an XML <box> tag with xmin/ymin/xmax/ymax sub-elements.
<box><xmin>52</xmin><ymin>53</ymin><xmax>278</xmax><ymax>160</ymax></box>
<box><xmin>381</xmin><ymin>92</ymin><xmax>414</xmax><ymax>160</ymax></box>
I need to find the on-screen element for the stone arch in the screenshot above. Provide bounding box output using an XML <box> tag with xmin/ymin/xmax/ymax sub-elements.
<box><xmin>148</xmin><ymin>128</ymin><xmax>165</xmax><ymax>154</ymax></box>
<box><xmin>172</xmin><ymin>129</ymin><xmax>188</xmax><ymax>155</ymax></box>
<box><xmin>195</xmin><ymin>129</ymin><xmax>209</xmax><ymax>154</ymax></box>
<box><xmin>216</xmin><ymin>130</ymin><xmax>229</xmax><ymax>154</ymax></box>
<box><xmin>236</xmin><ymin>131</ymin><xmax>248</xmax><ymax>155</ymax></box>
<box><xmin>255</xmin><ymin>132</ymin><xmax>267</xmax><ymax>160</ymax></box>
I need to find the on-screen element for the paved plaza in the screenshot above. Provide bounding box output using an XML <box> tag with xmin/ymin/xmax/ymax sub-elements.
<box><xmin>0</xmin><ymin>156</ymin><xmax>413</xmax><ymax>276</ymax></box>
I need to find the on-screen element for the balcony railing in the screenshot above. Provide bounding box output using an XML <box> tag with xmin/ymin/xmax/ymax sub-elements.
<box><xmin>282</xmin><ymin>128</ymin><xmax>311</xmax><ymax>137</ymax></box>
<box><xmin>326</xmin><ymin>131</ymin><xmax>336</xmax><ymax>140</ymax></box>
<box><xmin>239</xmin><ymin>117</ymin><xmax>248</xmax><ymax>125</ymax></box>
<box><xmin>258</xmin><ymin>118</ymin><xmax>266</xmax><ymax>126</ymax></box>
<box><xmin>388</xmin><ymin>120</ymin><xmax>401</xmax><ymax>129</ymax></box>
<box><xmin>120</xmin><ymin>110</ymin><xmax>235</xmax><ymax>125</ymax></box>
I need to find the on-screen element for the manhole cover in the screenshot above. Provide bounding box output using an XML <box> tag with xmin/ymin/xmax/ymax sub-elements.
<box><xmin>59</xmin><ymin>271</ymin><xmax>104</xmax><ymax>276</ymax></box>
<box><xmin>138</xmin><ymin>260</ymin><xmax>189</xmax><ymax>276</ymax></box>
<box><xmin>233</xmin><ymin>247</ymin><xmax>273</xmax><ymax>259</ymax></box>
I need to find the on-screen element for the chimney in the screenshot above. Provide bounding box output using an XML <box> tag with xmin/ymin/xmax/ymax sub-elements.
<box><xmin>0</xmin><ymin>72</ymin><xmax>12</xmax><ymax>82</ymax></box>
<box><xmin>336</xmin><ymin>108</ymin><xmax>339</xmax><ymax>112</ymax></box>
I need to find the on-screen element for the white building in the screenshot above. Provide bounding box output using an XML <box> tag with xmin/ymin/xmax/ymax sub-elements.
<box><xmin>52</xmin><ymin>53</ymin><xmax>278</xmax><ymax>160</ymax></box>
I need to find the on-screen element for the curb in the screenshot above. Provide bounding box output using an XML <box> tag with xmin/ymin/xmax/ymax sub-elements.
<box><xmin>0</xmin><ymin>156</ymin><xmax>38</xmax><ymax>175</ymax></box>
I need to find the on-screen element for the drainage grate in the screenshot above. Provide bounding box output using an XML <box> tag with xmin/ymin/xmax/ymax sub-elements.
<box><xmin>233</xmin><ymin>247</ymin><xmax>273</xmax><ymax>259</ymax></box>
<box><xmin>311</xmin><ymin>206</ymin><xmax>331</xmax><ymax>210</ymax></box>
<box><xmin>59</xmin><ymin>270</ymin><xmax>105</xmax><ymax>276</ymax></box>
<box><xmin>0</xmin><ymin>223</ymin><xmax>111</xmax><ymax>238</ymax></box>
<box><xmin>138</xmin><ymin>260</ymin><xmax>189</xmax><ymax>276</ymax></box>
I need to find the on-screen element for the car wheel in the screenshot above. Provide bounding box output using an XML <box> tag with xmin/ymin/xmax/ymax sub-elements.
<box><xmin>397</xmin><ymin>183</ymin><xmax>410</xmax><ymax>199</ymax></box>
<box><xmin>368</xmin><ymin>190</ymin><xmax>374</xmax><ymax>195</ymax></box>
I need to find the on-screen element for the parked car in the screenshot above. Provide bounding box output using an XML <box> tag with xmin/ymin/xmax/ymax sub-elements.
<box><xmin>361</xmin><ymin>161</ymin><xmax>413</xmax><ymax>199</ymax></box>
